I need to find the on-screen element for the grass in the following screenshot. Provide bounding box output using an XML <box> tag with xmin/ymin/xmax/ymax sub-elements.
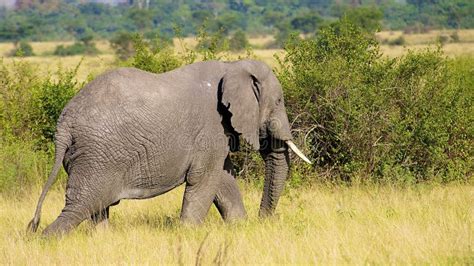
<box><xmin>376</xmin><ymin>29</ymin><xmax>474</xmax><ymax>45</ymax></box>
<box><xmin>1</xmin><ymin>183</ymin><xmax>472</xmax><ymax>264</ymax></box>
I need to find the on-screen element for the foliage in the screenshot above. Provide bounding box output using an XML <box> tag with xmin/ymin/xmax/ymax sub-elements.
<box><xmin>1</xmin><ymin>0</ymin><xmax>473</xmax><ymax>42</ymax></box>
<box><xmin>30</xmin><ymin>67</ymin><xmax>81</xmax><ymax>147</ymax></box>
<box><xmin>290</xmin><ymin>11</ymin><xmax>323</xmax><ymax>34</ymax></box>
<box><xmin>343</xmin><ymin>6</ymin><xmax>383</xmax><ymax>33</ymax></box>
<box><xmin>195</xmin><ymin>25</ymin><xmax>229</xmax><ymax>61</ymax></box>
<box><xmin>110</xmin><ymin>31</ymin><xmax>136</xmax><ymax>60</ymax></box>
<box><xmin>10</xmin><ymin>40</ymin><xmax>34</xmax><ymax>57</ymax></box>
<box><xmin>278</xmin><ymin>19</ymin><xmax>473</xmax><ymax>183</ymax></box>
<box><xmin>0</xmin><ymin>59</ymin><xmax>81</xmax><ymax>146</ymax></box>
<box><xmin>228</xmin><ymin>30</ymin><xmax>249</xmax><ymax>51</ymax></box>
<box><xmin>127</xmin><ymin>34</ymin><xmax>182</xmax><ymax>74</ymax></box>
<box><xmin>387</xmin><ymin>36</ymin><xmax>406</xmax><ymax>46</ymax></box>
<box><xmin>53</xmin><ymin>42</ymin><xmax>99</xmax><ymax>56</ymax></box>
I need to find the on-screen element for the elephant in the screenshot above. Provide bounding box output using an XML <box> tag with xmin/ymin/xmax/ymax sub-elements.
<box><xmin>27</xmin><ymin>59</ymin><xmax>311</xmax><ymax>236</ymax></box>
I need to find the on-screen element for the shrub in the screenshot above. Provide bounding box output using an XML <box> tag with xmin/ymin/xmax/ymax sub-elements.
<box><xmin>128</xmin><ymin>34</ymin><xmax>183</xmax><ymax>74</ymax></box>
<box><xmin>229</xmin><ymin>30</ymin><xmax>249</xmax><ymax>51</ymax></box>
<box><xmin>450</xmin><ymin>31</ymin><xmax>460</xmax><ymax>43</ymax></box>
<box><xmin>10</xmin><ymin>41</ymin><xmax>34</xmax><ymax>57</ymax></box>
<box><xmin>110</xmin><ymin>32</ymin><xmax>136</xmax><ymax>60</ymax></box>
<box><xmin>53</xmin><ymin>42</ymin><xmax>99</xmax><ymax>56</ymax></box>
<box><xmin>111</xmin><ymin>32</ymin><xmax>173</xmax><ymax>61</ymax></box>
<box><xmin>195</xmin><ymin>26</ymin><xmax>229</xmax><ymax>61</ymax></box>
<box><xmin>388</xmin><ymin>36</ymin><xmax>406</xmax><ymax>46</ymax></box>
<box><xmin>277</xmin><ymin>19</ymin><xmax>472</xmax><ymax>183</ymax></box>
<box><xmin>0</xmin><ymin>59</ymin><xmax>81</xmax><ymax>147</ymax></box>
<box><xmin>30</xmin><ymin>67</ymin><xmax>81</xmax><ymax>147</ymax></box>
<box><xmin>437</xmin><ymin>35</ymin><xmax>450</xmax><ymax>45</ymax></box>
<box><xmin>0</xmin><ymin>59</ymin><xmax>39</xmax><ymax>142</ymax></box>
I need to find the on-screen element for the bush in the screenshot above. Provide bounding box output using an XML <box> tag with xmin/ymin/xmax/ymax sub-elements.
<box><xmin>10</xmin><ymin>41</ymin><xmax>34</xmax><ymax>57</ymax></box>
<box><xmin>110</xmin><ymin>32</ymin><xmax>136</xmax><ymax>60</ymax></box>
<box><xmin>0</xmin><ymin>59</ymin><xmax>81</xmax><ymax>147</ymax></box>
<box><xmin>229</xmin><ymin>30</ymin><xmax>249</xmax><ymax>51</ymax></box>
<box><xmin>388</xmin><ymin>36</ymin><xmax>406</xmax><ymax>46</ymax></box>
<box><xmin>0</xmin><ymin>59</ymin><xmax>39</xmax><ymax>142</ymax></box>
<box><xmin>0</xmin><ymin>58</ymin><xmax>81</xmax><ymax>192</ymax></box>
<box><xmin>437</xmin><ymin>35</ymin><xmax>450</xmax><ymax>45</ymax></box>
<box><xmin>30</xmin><ymin>67</ymin><xmax>81</xmax><ymax>147</ymax></box>
<box><xmin>277</xmin><ymin>19</ymin><xmax>473</xmax><ymax>183</ymax></box>
<box><xmin>450</xmin><ymin>31</ymin><xmax>460</xmax><ymax>43</ymax></box>
<box><xmin>53</xmin><ymin>42</ymin><xmax>99</xmax><ymax>56</ymax></box>
<box><xmin>195</xmin><ymin>26</ymin><xmax>229</xmax><ymax>61</ymax></box>
<box><xmin>128</xmin><ymin>34</ymin><xmax>183</xmax><ymax>74</ymax></box>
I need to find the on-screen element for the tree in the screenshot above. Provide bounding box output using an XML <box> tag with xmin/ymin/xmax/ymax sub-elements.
<box><xmin>344</xmin><ymin>6</ymin><xmax>382</xmax><ymax>33</ymax></box>
<box><xmin>291</xmin><ymin>11</ymin><xmax>323</xmax><ymax>34</ymax></box>
<box><xmin>229</xmin><ymin>30</ymin><xmax>249</xmax><ymax>51</ymax></box>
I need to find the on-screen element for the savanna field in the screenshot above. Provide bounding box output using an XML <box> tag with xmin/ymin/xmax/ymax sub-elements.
<box><xmin>1</xmin><ymin>25</ymin><xmax>473</xmax><ymax>264</ymax></box>
<box><xmin>1</xmin><ymin>184</ymin><xmax>473</xmax><ymax>264</ymax></box>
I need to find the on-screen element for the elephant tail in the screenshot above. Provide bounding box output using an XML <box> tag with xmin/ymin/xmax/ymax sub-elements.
<box><xmin>27</xmin><ymin>128</ymin><xmax>71</xmax><ymax>233</ymax></box>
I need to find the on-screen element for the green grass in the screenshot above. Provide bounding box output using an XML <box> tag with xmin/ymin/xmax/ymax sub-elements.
<box><xmin>1</xmin><ymin>183</ymin><xmax>472</xmax><ymax>264</ymax></box>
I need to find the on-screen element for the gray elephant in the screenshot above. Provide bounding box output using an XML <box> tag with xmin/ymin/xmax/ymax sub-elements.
<box><xmin>27</xmin><ymin>59</ymin><xmax>311</xmax><ymax>235</ymax></box>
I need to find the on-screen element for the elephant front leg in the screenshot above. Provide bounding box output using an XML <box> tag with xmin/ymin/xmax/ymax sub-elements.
<box><xmin>214</xmin><ymin>172</ymin><xmax>246</xmax><ymax>222</ymax></box>
<box><xmin>180</xmin><ymin>172</ymin><xmax>219</xmax><ymax>224</ymax></box>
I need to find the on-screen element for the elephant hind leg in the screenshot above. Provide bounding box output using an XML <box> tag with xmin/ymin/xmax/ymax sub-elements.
<box><xmin>91</xmin><ymin>206</ymin><xmax>110</xmax><ymax>226</ymax></box>
<box><xmin>214</xmin><ymin>172</ymin><xmax>246</xmax><ymax>222</ymax></box>
<box><xmin>42</xmin><ymin>208</ymin><xmax>88</xmax><ymax>236</ymax></box>
<box><xmin>91</xmin><ymin>200</ymin><xmax>120</xmax><ymax>226</ymax></box>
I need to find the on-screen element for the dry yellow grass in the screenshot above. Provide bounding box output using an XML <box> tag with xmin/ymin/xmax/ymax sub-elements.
<box><xmin>377</xmin><ymin>29</ymin><xmax>474</xmax><ymax>58</ymax></box>
<box><xmin>377</xmin><ymin>29</ymin><xmax>474</xmax><ymax>45</ymax></box>
<box><xmin>380</xmin><ymin>42</ymin><xmax>474</xmax><ymax>58</ymax></box>
<box><xmin>0</xmin><ymin>183</ymin><xmax>472</xmax><ymax>264</ymax></box>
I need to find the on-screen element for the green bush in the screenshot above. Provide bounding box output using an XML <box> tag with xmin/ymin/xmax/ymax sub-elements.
<box><xmin>277</xmin><ymin>19</ymin><xmax>473</xmax><ymax>183</ymax></box>
<box><xmin>388</xmin><ymin>36</ymin><xmax>406</xmax><ymax>46</ymax></box>
<box><xmin>229</xmin><ymin>30</ymin><xmax>249</xmax><ymax>51</ymax></box>
<box><xmin>450</xmin><ymin>31</ymin><xmax>460</xmax><ymax>42</ymax></box>
<box><xmin>437</xmin><ymin>35</ymin><xmax>450</xmax><ymax>45</ymax></box>
<box><xmin>0</xmin><ymin>59</ymin><xmax>81</xmax><ymax>147</ymax></box>
<box><xmin>0</xmin><ymin>59</ymin><xmax>39</xmax><ymax>142</ymax></box>
<box><xmin>110</xmin><ymin>32</ymin><xmax>136</xmax><ymax>60</ymax></box>
<box><xmin>53</xmin><ymin>42</ymin><xmax>99</xmax><ymax>56</ymax></box>
<box><xmin>0</xmin><ymin>60</ymin><xmax>78</xmax><ymax>192</ymax></box>
<box><xmin>128</xmin><ymin>34</ymin><xmax>183</xmax><ymax>74</ymax></box>
<box><xmin>30</xmin><ymin>67</ymin><xmax>81</xmax><ymax>147</ymax></box>
<box><xmin>11</xmin><ymin>41</ymin><xmax>34</xmax><ymax>57</ymax></box>
<box><xmin>195</xmin><ymin>25</ymin><xmax>229</xmax><ymax>61</ymax></box>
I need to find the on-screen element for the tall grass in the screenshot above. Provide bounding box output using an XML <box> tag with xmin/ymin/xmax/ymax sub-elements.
<box><xmin>0</xmin><ymin>184</ymin><xmax>472</xmax><ymax>264</ymax></box>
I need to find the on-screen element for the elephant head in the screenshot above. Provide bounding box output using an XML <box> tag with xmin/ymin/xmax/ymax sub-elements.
<box><xmin>219</xmin><ymin>60</ymin><xmax>311</xmax><ymax>217</ymax></box>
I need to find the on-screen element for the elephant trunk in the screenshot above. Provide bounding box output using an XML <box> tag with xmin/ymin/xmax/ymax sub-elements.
<box><xmin>258</xmin><ymin>107</ymin><xmax>292</xmax><ymax>217</ymax></box>
<box><xmin>259</xmin><ymin>146</ymin><xmax>290</xmax><ymax>217</ymax></box>
<box><xmin>258</xmin><ymin>107</ymin><xmax>311</xmax><ymax>217</ymax></box>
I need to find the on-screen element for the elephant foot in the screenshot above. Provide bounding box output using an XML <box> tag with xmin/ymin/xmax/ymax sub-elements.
<box><xmin>42</xmin><ymin>213</ymin><xmax>84</xmax><ymax>237</ymax></box>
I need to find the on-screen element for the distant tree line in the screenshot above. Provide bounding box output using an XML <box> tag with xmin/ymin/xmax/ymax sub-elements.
<box><xmin>0</xmin><ymin>0</ymin><xmax>473</xmax><ymax>43</ymax></box>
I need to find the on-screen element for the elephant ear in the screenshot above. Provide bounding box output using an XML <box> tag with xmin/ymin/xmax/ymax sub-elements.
<box><xmin>220</xmin><ymin>69</ymin><xmax>261</xmax><ymax>150</ymax></box>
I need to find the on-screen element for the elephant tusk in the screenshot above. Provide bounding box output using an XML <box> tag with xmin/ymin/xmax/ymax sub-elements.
<box><xmin>285</xmin><ymin>140</ymin><xmax>312</xmax><ymax>164</ymax></box>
